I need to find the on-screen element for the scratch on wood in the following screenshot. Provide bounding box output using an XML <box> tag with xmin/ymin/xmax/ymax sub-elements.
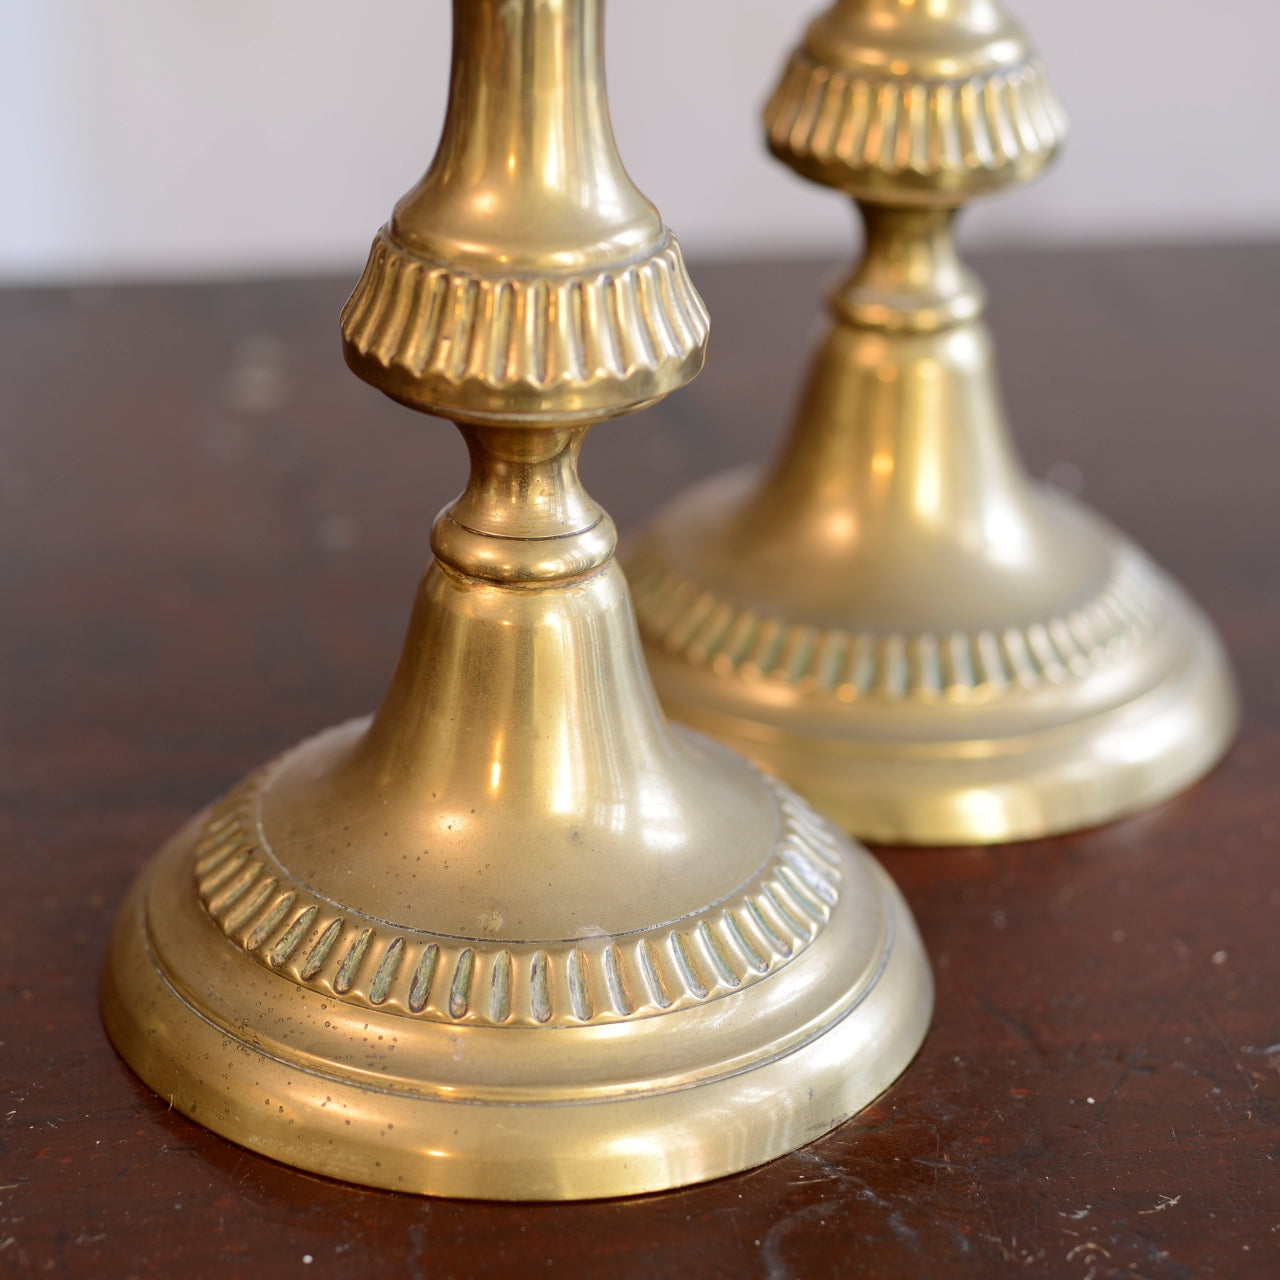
<box><xmin>1066</xmin><ymin>1241</ymin><xmax>1112</xmax><ymax>1262</ymax></box>
<box><xmin>979</xmin><ymin>1233</ymin><xmax>1040</xmax><ymax>1266</ymax></box>
<box><xmin>1192</xmin><ymin>993</ymin><xmax>1259</xmax><ymax>1095</ymax></box>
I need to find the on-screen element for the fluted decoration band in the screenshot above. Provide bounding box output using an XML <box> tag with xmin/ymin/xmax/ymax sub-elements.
<box><xmin>766</xmin><ymin>50</ymin><xmax>1068</xmax><ymax>199</ymax></box>
<box><xmin>341</xmin><ymin>229</ymin><xmax>709</xmax><ymax>423</ymax></box>
<box><xmin>189</xmin><ymin>750</ymin><xmax>846</xmax><ymax>1028</ymax></box>
<box><xmin>629</xmin><ymin>542</ymin><xmax>1165</xmax><ymax>702</ymax></box>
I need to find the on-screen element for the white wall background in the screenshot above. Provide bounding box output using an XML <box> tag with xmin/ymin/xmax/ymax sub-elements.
<box><xmin>1</xmin><ymin>1</ymin><xmax>1278</xmax><ymax>283</ymax></box>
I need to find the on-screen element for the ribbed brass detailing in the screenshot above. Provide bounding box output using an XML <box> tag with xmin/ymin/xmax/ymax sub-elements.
<box><xmin>767</xmin><ymin>49</ymin><xmax>1066</xmax><ymax>199</ymax></box>
<box><xmin>342</xmin><ymin>229</ymin><xmax>708</xmax><ymax>423</ymax></box>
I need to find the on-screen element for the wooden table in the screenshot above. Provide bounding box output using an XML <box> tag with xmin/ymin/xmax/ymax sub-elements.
<box><xmin>2</xmin><ymin>245</ymin><xmax>1277</xmax><ymax>1277</ymax></box>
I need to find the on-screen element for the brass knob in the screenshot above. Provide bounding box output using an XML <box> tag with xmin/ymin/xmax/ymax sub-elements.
<box><xmin>341</xmin><ymin>0</ymin><xmax>705</xmax><ymax>423</ymax></box>
<box><xmin>767</xmin><ymin>0</ymin><xmax>1065</xmax><ymax>201</ymax></box>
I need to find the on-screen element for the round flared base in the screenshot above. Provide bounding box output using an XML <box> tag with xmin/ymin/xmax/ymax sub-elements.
<box><xmin>100</xmin><ymin>732</ymin><xmax>932</xmax><ymax>1200</ymax></box>
<box><xmin>628</xmin><ymin>487</ymin><xmax>1238</xmax><ymax>846</ymax></box>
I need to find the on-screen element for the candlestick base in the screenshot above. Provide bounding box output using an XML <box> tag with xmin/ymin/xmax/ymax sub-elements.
<box><xmin>628</xmin><ymin>472</ymin><xmax>1237</xmax><ymax>845</ymax></box>
<box><xmin>101</xmin><ymin>712</ymin><xmax>931</xmax><ymax>1199</ymax></box>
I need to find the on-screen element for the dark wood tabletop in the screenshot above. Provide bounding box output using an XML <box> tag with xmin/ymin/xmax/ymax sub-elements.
<box><xmin>2</xmin><ymin>243</ymin><xmax>1278</xmax><ymax>1278</ymax></box>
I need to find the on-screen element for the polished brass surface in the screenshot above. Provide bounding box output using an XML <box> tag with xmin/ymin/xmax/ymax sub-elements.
<box><xmin>100</xmin><ymin>0</ymin><xmax>933</xmax><ymax>1199</ymax></box>
<box><xmin>625</xmin><ymin>0</ymin><xmax>1237</xmax><ymax>844</ymax></box>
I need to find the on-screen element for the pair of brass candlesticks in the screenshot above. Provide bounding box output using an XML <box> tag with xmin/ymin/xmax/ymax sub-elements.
<box><xmin>101</xmin><ymin>0</ymin><xmax>1236</xmax><ymax>1200</ymax></box>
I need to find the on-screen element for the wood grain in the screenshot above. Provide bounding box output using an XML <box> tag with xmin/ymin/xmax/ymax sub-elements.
<box><xmin>1</xmin><ymin>245</ymin><xmax>1277</xmax><ymax>1277</ymax></box>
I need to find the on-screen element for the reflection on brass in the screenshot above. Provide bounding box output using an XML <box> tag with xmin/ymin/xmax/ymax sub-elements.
<box><xmin>626</xmin><ymin>0</ymin><xmax>1237</xmax><ymax>844</ymax></box>
<box><xmin>100</xmin><ymin>0</ymin><xmax>932</xmax><ymax>1199</ymax></box>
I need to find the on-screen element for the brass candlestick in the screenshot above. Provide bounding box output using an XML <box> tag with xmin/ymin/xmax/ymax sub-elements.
<box><xmin>100</xmin><ymin>0</ymin><xmax>932</xmax><ymax>1199</ymax></box>
<box><xmin>625</xmin><ymin>0</ymin><xmax>1237</xmax><ymax>844</ymax></box>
